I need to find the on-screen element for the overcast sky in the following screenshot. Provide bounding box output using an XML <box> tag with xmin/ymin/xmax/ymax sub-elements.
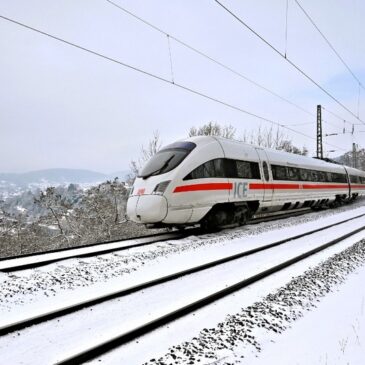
<box><xmin>1</xmin><ymin>0</ymin><xmax>364</xmax><ymax>173</ymax></box>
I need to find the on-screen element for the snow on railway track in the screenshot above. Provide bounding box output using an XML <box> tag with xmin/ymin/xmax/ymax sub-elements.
<box><xmin>0</xmin><ymin>203</ymin><xmax>363</xmax><ymax>312</ymax></box>
<box><xmin>0</xmin><ymin>231</ymin><xmax>187</xmax><ymax>272</ymax></box>
<box><xmin>0</xmin><ymin>205</ymin><xmax>365</xmax><ymax>364</ymax></box>
<box><xmin>0</xmin><ymin>211</ymin><xmax>364</xmax><ymax>337</ymax></box>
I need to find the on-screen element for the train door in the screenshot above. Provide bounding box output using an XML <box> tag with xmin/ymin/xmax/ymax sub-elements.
<box><xmin>255</xmin><ymin>148</ymin><xmax>274</xmax><ymax>202</ymax></box>
<box><xmin>343</xmin><ymin>166</ymin><xmax>352</xmax><ymax>199</ymax></box>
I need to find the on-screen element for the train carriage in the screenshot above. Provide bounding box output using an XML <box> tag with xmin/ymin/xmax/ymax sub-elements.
<box><xmin>127</xmin><ymin>136</ymin><xmax>365</xmax><ymax>230</ymax></box>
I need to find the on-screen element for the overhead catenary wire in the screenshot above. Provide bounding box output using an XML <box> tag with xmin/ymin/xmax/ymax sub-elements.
<box><xmin>284</xmin><ymin>0</ymin><xmax>289</xmax><ymax>58</ymax></box>
<box><xmin>323</xmin><ymin>119</ymin><xmax>343</xmax><ymax>129</ymax></box>
<box><xmin>105</xmin><ymin>0</ymin><xmax>316</xmax><ymax>119</ymax></box>
<box><xmin>106</xmin><ymin>0</ymin><xmax>359</xmax><ymax>139</ymax></box>
<box><xmin>294</xmin><ymin>0</ymin><xmax>365</xmax><ymax>92</ymax></box>
<box><xmin>214</xmin><ymin>0</ymin><xmax>365</xmax><ymax>127</ymax></box>
<box><xmin>0</xmin><ymin>13</ymin><xmax>346</xmax><ymax>153</ymax></box>
<box><xmin>357</xmin><ymin>83</ymin><xmax>361</xmax><ymax>118</ymax></box>
<box><xmin>322</xmin><ymin>106</ymin><xmax>362</xmax><ymax>126</ymax></box>
<box><xmin>166</xmin><ymin>34</ymin><xmax>175</xmax><ymax>83</ymax></box>
<box><xmin>282</xmin><ymin>121</ymin><xmax>312</xmax><ymax>127</ymax></box>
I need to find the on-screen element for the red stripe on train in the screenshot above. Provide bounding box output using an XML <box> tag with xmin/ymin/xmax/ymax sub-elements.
<box><xmin>173</xmin><ymin>182</ymin><xmax>355</xmax><ymax>193</ymax></box>
<box><xmin>351</xmin><ymin>184</ymin><xmax>365</xmax><ymax>189</ymax></box>
<box><xmin>173</xmin><ymin>183</ymin><xmax>233</xmax><ymax>193</ymax></box>
<box><xmin>249</xmin><ymin>183</ymin><xmax>300</xmax><ymax>190</ymax></box>
<box><xmin>303</xmin><ymin>184</ymin><xmax>349</xmax><ymax>189</ymax></box>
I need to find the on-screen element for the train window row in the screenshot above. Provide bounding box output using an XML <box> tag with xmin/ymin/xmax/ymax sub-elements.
<box><xmin>184</xmin><ymin>160</ymin><xmax>365</xmax><ymax>183</ymax></box>
<box><xmin>350</xmin><ymin>175</ymin><xmax>365</xmax><ymax>183</ymax></box>
<box><xmin>271</xmin><ymin>164</ymin><xmax>348</xmax><ymax>183</ymax></box>
<box><xmin>184</xmin><ymin>158</ymin><xmax>261</xmax><ymax>180</ymax></box>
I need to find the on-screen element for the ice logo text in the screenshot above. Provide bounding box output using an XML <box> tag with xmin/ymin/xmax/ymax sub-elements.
<box><xmin>233</xmin><ymin>182</ymin><xmax>248</xmax><ymax>199</ymax></box>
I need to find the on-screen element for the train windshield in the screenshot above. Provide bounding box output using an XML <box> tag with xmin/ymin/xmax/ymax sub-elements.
<box><xmin>138</xmin><ymin>142</ymin><xmax>196</xmax><ymax>179</ymax></box>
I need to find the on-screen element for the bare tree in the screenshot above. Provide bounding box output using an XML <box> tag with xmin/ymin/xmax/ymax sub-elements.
<box><xmin>189</xmin><ymin>122</ymin><xmax>236</xmax><ymax>139</ymax></box>
<box><xmin>0</xmin><ymin>209</ymin><xmax>18</xmax><ymax>240</ymax></box>
<box><xmin>240</xmin><ymin>125</ymin><xmax>308</xmax><ymax>155</ymax></box>
<box><xmin>129</xmin><ymin>130</ymin><xmax>162</xmax><ymax>180</ymax></box>
<box><xmin>34</xmin><ymin>187</ymin><xmax>71</xmax><ymax>243</ymax></box>
<box><xmin>74</xmin><ymin>180</ymin><xmax>128</xmax><ymax>241</ymax></box>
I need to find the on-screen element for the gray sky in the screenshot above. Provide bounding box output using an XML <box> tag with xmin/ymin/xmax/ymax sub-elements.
<box><xmin>1</xmin><ymin>0</ymin><xmax>364</xmax><ymax>173</ymax></box>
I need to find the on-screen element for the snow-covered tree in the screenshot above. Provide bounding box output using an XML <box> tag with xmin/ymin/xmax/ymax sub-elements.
<box><xmin>128</xmin><ymin>130</ymin><xmax>162</xmax><ymax>182</ymax></box>
<box><xmin>189</xmin><ymin>122</ymin><xmax>236</xmax><ymax>139</ymax></box>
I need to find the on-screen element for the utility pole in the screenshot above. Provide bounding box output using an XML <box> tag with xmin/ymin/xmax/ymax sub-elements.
<box><xmin>317</xmin><ymin>105</ymin><xmax>323</xmax><ymax>159</ymax></box>
<box><xmin>352</xmin><ymin>142</ymin><xmax>357</xmax><ymax>168</ymax></box>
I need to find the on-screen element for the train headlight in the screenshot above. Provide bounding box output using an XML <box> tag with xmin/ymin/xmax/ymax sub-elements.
<box><xmin>152</xmin><ymin>180</ymin><xmax>171</xmax><ymax>195</ymax></box>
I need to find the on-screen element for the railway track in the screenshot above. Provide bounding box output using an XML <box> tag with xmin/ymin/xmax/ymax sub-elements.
<box><xmin>1</xmin><ymin>211</ymin><xmax>364</xmax><ymax>365</ymax></box>
<box><xmin>0</xmin><ymin>208</ymin><xmax>310</xmax><ymax>272</ymax></box>
<box><xmin>0</xmin><ymin>231</ymin><xmax>189</xmax><ymax>272</ymax></box>
<box><xmin>54</xmin><ymin>215</ymin><xmax>365</xmax><ymax>364</ymax></box>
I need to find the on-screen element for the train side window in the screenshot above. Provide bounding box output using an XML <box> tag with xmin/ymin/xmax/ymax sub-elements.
<box><xmin>186</xmin><ymin>164</ymin><xmax>203</xmax><ymax>180</ymax></box>
<box><xmin>223</xmin><ymin>159</ymin><xmax>237</xmax><ymax>178</ymax></box>
<box><xmin>236</xmin><ymin>161</ymin><xmax>251</xmax><ymax>178</ymax></box>
<box><xmin>287</xmin><ymin>167</ymin><xmax>299</xmax><ymax>181</ymax></box>
<box><xmin>262</xmin><ymin>161</ymin><xmax>270</xmax><ymax>181</ymax></box>
<box><xmin>350</xmin><ymin>175</ymin><xmax>360</xmax><ymax>183</ymax></box>
<box><xmin>299</xmin><ymin>169</ymin><xmax>310</xmax><ymax>181</ymax></box>
<box><xmin>310</xmin><ymin>171</ymin><xmax>316</xmax><ymax>181</ymax></box>
<box><xmin>250</xmin><ymin>162</ymin><xmax>261</xmax><ymax>179</ymax></box>
<box><xmin>235</xmin><ymin>161</ymin><xmax>260</xmax><ymax>179</ymax></box>
<box><xmin>185</xmin><ymin>158</ymin><xmax>262</xmax><ymax>180</ymax></box>
<box><xmin>214</xmin><ymin>159</ymin><xmax>226</xmax><ymax>178</ymax></box>
<box><xmin>326</xmin><ymin>172</ymin><xmax>332</xmax><ymax>182</ymax></box>
<box><xmin>184</xmin><ymin>160</ymin><xmax>214</xmax><ymax>180</ymax></box>
<box><xmin>317</xmin><ymin>171</ymin><xmax>326</xmax><ymax>182</ymax></box>
<box><xmin>184</xmin><ymin>158</ymin><xmax>228</xmax><ymax>180</ymax></box>
<box><xmin>332</xmin><ymin>173</ymin><xmax>339</xmax><ymax>183</ymax></box>
<box><xmin>272</xmin><ymin>165</ymin><xmax>287</xmax><ymax>180</ymax></box>
<box><xmin>204</xmin><ymin>160</ymin><xmax>215</xmax><ymax>177</ymax></box>
<box><xmin>332</xmin><ymin>173</ymin><xmax>347</xmax><ymax>183</ymax></box>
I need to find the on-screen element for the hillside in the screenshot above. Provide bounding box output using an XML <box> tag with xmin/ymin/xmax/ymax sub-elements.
<box><xmin>0</xmin><ymin>168</ymin><xmax>129</xmax><ymax>186</ymax></box>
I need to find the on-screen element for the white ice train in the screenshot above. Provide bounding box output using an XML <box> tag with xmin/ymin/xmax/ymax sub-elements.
<box><xmin>126</xmin><ymin>136</ymin><xmax>365</xmax><ymax>230</ymax></box>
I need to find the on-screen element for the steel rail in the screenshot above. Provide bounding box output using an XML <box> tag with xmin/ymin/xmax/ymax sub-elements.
<box><xmin>1</xmin><ymin>212</ymin><xmax>364</xmax><ymax>338</ymax></box>
<box><xmin>0</xmin><ymin>230</ymin><xmax>173</xmax><ymax>262</ymax></box>
<box><xmin>54</xmin><ymin>221</ymin><xmax>365</xmax><ymax>365</ymax></box>
<box><xmin>0</xmin><ymin>231</ymin><xmax>194</xmax><ymax>272</ymax></box>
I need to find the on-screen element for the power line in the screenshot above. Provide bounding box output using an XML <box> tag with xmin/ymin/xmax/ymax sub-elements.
<box><xmin>108</xmin><ymin>0</ymin><xmax>362</xmax><ymax>137</ymax></box>
<box><xmin>322</xmin><ymin>106</ymin><xmax>362</xmax><ymax>125</ymax></box>
<box><xmin>106</xmin><ymin>0</ymin><xmax>360</xmax><ymax>140</ymax></box>
<box><xmin>107</xmin><ymin>0</ymin><xmax>354</xmax><ymax>139</ymax></box>
<box><xmin>105</xmin><ymin>0</ymin><xmax>315</xmax><ymax>119</ymax></box>
<box><xmin>214</xmin><ymin>0</ymin><xmax>365</xmax><ymax>126</ymax></box>
<box><xmin>166</xmin><ymin>34</ymin><xmax>175</xmax><ymax>83</ymax></box>
<box><xmin>0</xmin><ymin>13</ymin><xmax>346</xmax><ymax>153</ymax></box>
<box><xmin>294</xmin><ymin>0</ymin><xmax>365</xmax><ymax>92</ymax></box>
<box><xmin>322</xmin><ymin>119</ymin><xmax>343</xmax><ymax>129</ymax></box>
<box><xmin>282</xmin><ymin>121</ymin><xmax>312</xmax><ymax>127</ymax></box>
<box><xmin>284</xmin><ymin>0</ymin><xmax>289</xmax><ymax>58</ymax></box>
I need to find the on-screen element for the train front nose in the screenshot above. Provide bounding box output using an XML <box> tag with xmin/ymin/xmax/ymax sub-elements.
<box><xmin>127</xmin><ymin>194</ymin><xmax>168</xmax><ymax>223</ymax></box>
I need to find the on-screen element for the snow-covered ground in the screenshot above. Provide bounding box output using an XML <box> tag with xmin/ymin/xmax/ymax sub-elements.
<box><xmin>0</xmin><ymin>200</ymin><xmax>364</xmax><ymax>364</ymax></box>
<box><xmin>248</xmin><ymin>263</ymin><xmax>365</xmax><ymax>365</ymax></box>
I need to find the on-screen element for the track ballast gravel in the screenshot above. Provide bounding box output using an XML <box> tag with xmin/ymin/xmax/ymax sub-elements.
<box><xmin>144</xmin><ymin>239</ymin><xmax>365</xmax><ymax>365</ymax></box>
